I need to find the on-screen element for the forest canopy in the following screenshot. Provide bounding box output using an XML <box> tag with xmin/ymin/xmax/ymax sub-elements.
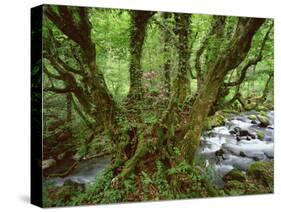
<box><xmin>40</xmin><ymin>5</ymin><xmax>274</xmax><ymax>207</ymax></box>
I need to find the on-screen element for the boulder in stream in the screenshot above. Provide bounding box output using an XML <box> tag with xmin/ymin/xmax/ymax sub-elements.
<box><xmin>248</xmin><ymin>115</ymin><xmax>257</xmax><ymax>121</ymax></box>
<box><xmin>257</xmin><ymin>115</ymin><xmax>270</xmax><ymax>127</ymax></box>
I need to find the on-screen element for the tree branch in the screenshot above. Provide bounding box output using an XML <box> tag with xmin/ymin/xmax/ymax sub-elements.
<box><xmin>224</xmin><ymin>22</ymin><xmax>273</xmax><ymax>87</ymax></box>
<box><xmin>44</xmin><ymin>86</ymin><xmax>73</xmax><ymax>94</ymax></box>
<box><xmin>45</xmin><ymin>6</ymin><xmax>84</xmax><ymax>47</ymax></box>
<box><xmin>43</xmin><ymin>64</ymin><xmax>63</xmax><ymax>80</ymax></box>
<box><xmin>194</xmin><ymin>16</ymin><xmax>226</xmax><ymax>81</ymax></box>
<box><xmin>45</xmin><ymin>27</ymin><xmax>86</xmax><ymax>77</ymax></box>
<box><xmin>71</xmin><ymin>95</ymin><xmax>94</xmax><ymax>129</ymax></box>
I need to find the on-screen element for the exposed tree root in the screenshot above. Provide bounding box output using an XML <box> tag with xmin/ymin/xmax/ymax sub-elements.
<box><xmin>48</xmin><ymin>161</ymin><xmax>79</xmax><ymax>178</ymax></box>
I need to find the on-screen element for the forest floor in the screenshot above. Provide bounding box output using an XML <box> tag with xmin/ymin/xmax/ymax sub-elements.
<box><xmin>42</xmin><ymin>108</ymin><xmax>274</xmax><ymax>207</ymax></box>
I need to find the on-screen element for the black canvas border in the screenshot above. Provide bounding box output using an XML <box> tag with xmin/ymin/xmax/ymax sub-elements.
<box><xmin>31</xmin><ymin>5</ymin><xmax>43</xmax><ymax>208</ymax></box>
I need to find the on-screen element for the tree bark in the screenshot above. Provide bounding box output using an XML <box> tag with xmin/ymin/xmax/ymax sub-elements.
<box><xmin>66</xmin><ymin>93</ymin><xmax>72</xmax><ymax>123</ymax></box>
<box><xmin>44</xmin><ymin>5</ymin><xmax>116</xmax><ymax>129</ymax></box>
<box><xmin>173</xmin><ymin>13</ymin><xmax>191</xmax><ymax>104</ymax></box>
<box><xmin>127</xmin><ymin>10</ymin><xmax>155</xmax><ymax>101</ymax></box>
<box><xmin>195</xmin><ymin>16</ymin><xmax>226</xmax><ymax>91</ymax></box>
<box><xmin>184</xmin><ymin>18</ymin><xmax>265</xmax><ymax>164</ymax></box>
<box><xmin>163</xmin><ymin>13</ymin><xmax>172</xmax><ymax>96</ymax></box>
<box><xmin>261</xmin><ymin>72</ymin><xmax>273</xmax><ymax>100</ymax></box>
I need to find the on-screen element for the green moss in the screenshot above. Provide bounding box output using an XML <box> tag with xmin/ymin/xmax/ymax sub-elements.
<box><xmin>264</xmin><ymin>102</ymin><xmax>273</xmax><ymax>110</ymax></box>
<box><xmin>257</xmin><ymin>105</ymin><xmax>267</xmax><ymax>112</ymax></box>
<box><xmin>247</xmin><ymin>161</ymin><xmax>274</xmax><ymax>187</ymax></box>
<box><xmin>257</xmin><ymin>131</ymin><xmax>265</xmax><ymax>140</ymax></box>
<box><xmin>259</xmin><ymin>111</ymin><xmax>267</xmax><ymax>116</ymax></box>
<box><xmin>257</xmin><ymin>115</ymin><xmax>270</xmax><ymax>127</ymax></box>
<box><xmin>204</xmin><ymin>111</ymin><xmax>227</xmax><ymax>130</ymax></box>
<box><xmin>248</xmin><ymin>115</ymin><xmax>257</xmax><ymax>121</ymax></box>
<box><xmin>244</xmin><ymin>103</ymin><xmax>255</xmax><ymax>111</ymax></box>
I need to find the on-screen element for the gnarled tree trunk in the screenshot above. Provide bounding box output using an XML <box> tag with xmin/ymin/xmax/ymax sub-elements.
<box><xmin>44</xmin><ymin>6</ymin><xmax>116</xmax><ymax>130</ymax></box>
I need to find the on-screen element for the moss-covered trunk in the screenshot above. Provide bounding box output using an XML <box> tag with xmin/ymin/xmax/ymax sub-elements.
<box><xmin>173</xmin><ymin>13</ymin><xmax>191</xmax><ymax>104</ymax></box>
<box><xmin>45</xmin><ymin>6</ymin><xmax>116</xmax><ymax>130</ymax></box>
<box><xmin>127</xmin><ymin>11</ymin><xmax>155</xmax><ymax>101</ymax></box>
<box><xmin>184</xmin><ymin>18</ymin><xmax>265</xmax><ymax>164</ymax></box>
<box><xmin>163</xmin><ymin>13</ymin><xmax>172</xmax><ymax>96</ymax></box>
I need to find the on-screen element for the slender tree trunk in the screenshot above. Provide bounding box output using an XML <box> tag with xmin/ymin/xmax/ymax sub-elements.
<box><xmin>127</xmin><ymin>11</ymin><xmax>155</xmax><ymax>101</ymax></box>
<box><xmin>163</xmin><ymin>13</ymin><xmax>172</xmax><ymax>96</ymax></box>
<box><xmin>261</xmin><ymin>72</ymin><xmax>273</xmax><ymax>100</ymax></box>
<box><xmin>195</xmin><ymin>16</ymin><xmax>226</xmax><ymax>91</ymax></box>
<box><xmin>173</xmin><ymin>13</ymin><xmax>191</xmax><ymax>104</ymax></box>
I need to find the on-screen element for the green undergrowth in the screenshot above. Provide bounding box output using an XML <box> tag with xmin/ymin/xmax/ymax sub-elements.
<box><xmin>43</xmin><ymin>159</ymin><xmax>273</xmax><ymax>207</ymax></box>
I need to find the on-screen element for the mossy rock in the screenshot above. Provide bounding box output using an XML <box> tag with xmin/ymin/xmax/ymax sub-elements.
<box><xmin>248</xmin><ymin>115</ymin><xmax>257</xmax><ymax>121</ymax></box>
<box><xmin>204</xmin><ymin>111</ymin><xmax>226</xmax><ymax>130</ymax></box>
<box><xmin>244</xmin><ymin>103</ymin><xmax>256</xmax><ymax>111</ymax></box>
<box><xmin>257</xmin><ymin>105</ymin><xmax>267</xmax><ymax>112</ymax></box>
<box><xmin>264</xmin><ymin>102</ymin><xmax>273</xmax><ymax>110</ymax></box>
<box><xmin>223</xmin><ymin>169</ymin><xmax>247</xmax><ymax>183</ymax></box>
<box><xmin>257</xmin><ymin>131</ymin><xmax>265</xmax><ymax>140</ymax></box>
<box><xmin>257</xmin><ymin>115</ymin><xmax>270</xmax><ymax>127</ymax></box>
<box><xmin>247</xmin><ymin>161</ymin><xmax>274</xmax><ymax>187</ymax></box>
<box><xmin>259</xmin><ymin>111</ymin><xmax>267</xmax><ymax>116</ymax></box>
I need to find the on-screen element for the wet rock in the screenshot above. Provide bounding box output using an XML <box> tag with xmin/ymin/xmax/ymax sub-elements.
<box><xmin>257</xmin><ymin>115</ymin><xmax>270</xmax><ymax>128</ymax></box>
<box><xmin>239</xmin><ymin>152</ymin><xmax>246</xmax><ymax>157</ymax></box>
<box><xmin>253</xmin><ymin>156</ymin><xmax>260</xmax><ymax>161</ymax></box>
<box><xmin>234</xmin><ymin>127</ymin><xmax>241</xmax><ymax>133</ymax></box>
<box><xmin>42</xmin><ymin>159</ymin><xmax>56</xmax><ymax>170</ymax></box>
<box><xmin>215</xmin><ymin>149</ymin><xmax>225</xmax><ymax>157</ymax></box>
<box><xmin>249</xmin><ymin>152</ymin><xmax>266</xmax><ymax>161</ymax></box>
<box><xmin>264</xmin><ymin>152</ymin><xmax>274</xmax><ymax>159</ymax></box>
<box><xmin>239</xmin><ymin>129</ymin><xmax>249</xmax><ymax>137</ymax></box>
<box><xmin>251</xmin><ymin>120</ymin><xmax>258</xmax><ymax>124</ymax></box>
<box><xmin>223</xmin><ymin>169</ymin><xmax>246</xmax><ymax>182</ymax></box>
<box><xmin>200</xmin><ymin>110</ymin><xmax>274</xmax><ymax>188</ymax></box>
<box><xmin>238</xmin><ymin>129</ymin><xmax>256</xmax><ymax>139</ymax></box>
<box><xmin>222</xmin><ymin>143</ymin><xmax>273</xmax><ymax>162</ymax></box>
<box><xmin>229</xmin><ymin>130</ymin><xmax>236</xmax><ymax>135</ymax></box>
<box><xmin>249</xmin><ymin>134</ymin><xmax>256</xmax><ymax>139</ymax></box>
